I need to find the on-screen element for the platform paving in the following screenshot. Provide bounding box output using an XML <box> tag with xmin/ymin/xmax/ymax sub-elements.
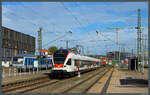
<box><xmin>87</xmin><ymin>68</ymin><xmax>113</xmax><ymax>93</ymax></box>
<box><xmin>106</xmin><ymin>67</ymin><xmax>148</xmax><ymax>93</ymax></box>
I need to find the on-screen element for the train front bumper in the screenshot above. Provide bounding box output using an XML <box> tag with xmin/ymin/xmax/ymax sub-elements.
<box><xmin>52</xmin><ymin>70</ymin><xmax>68</xmax><ymax>75</ymax></box>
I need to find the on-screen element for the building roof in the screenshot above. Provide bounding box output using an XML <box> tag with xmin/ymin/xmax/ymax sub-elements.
<box><xmin>41</xmin><ymin>49</ymin><xmax>52</xmax><ymax>55</ymax></box>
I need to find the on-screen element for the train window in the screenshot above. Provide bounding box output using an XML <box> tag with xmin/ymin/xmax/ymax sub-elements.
<box><xmin>13</xmin><ymin>57</ymin><xmax>18</xmax><ymax>61</ymax></box>
<box><xmin>28</xmin><ymin>58</ymin><xmax>30</xmax><ymax>65</ymax></box>
<box><xmin>27</xmin><ymin>58</ymin><xmax>30</xmax><ymax>65</ymax></box>
<box><xmin>66</xmin><ymin>59</ymin><xmax>71</xmax><ymax>65</ymax></box>
<box><xmin>54</xmin><ymin>57</ymin><xmax>66</xmax><ymax>64</ymax></box>
<box><xmin>53</xmin><ymin>50</ymin><xmax>68</xmax><ymax>57</ymax></box>
<box><xmin>25</xmin><ymin>58</ymin><xmax>27</xmax><ymax>65</ymax></box>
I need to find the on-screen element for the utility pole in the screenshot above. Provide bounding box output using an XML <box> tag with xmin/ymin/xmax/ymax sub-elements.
<box><xmin>107</xmin><ymin>27</ymin><xmax>124</xmax><ymax>66</ymax></box>
<box><xmin>76</xmin><ymin>45</ymin><xmax>84</xmax><ymax>55</ymax></box>
<box><xmin>137</xmin><ymin>8</ymin><xmax>142</xmax><ymax>72</ymax></box>
<box><xmin>66</xmin><ymin>40</ymin><xmax>68</xmax><ymax>49</ymax></box>
<box><xmin>118</xmin><ymin>46</ymin><xmax>121</xmax><ymax>67</ymax></box>
<box><xmin>116</xmin><ymin>29</ymin><xmax>119</xmax><ymax>45</ymax></box>
<box><xmin>61</xmin><ymin>40</ymin><xmax>69</xmax><ymax>49</ymax></box>
<box><xmin>87</xmin><ymin>47</ymin><xmax>89</xmax><ymax>55</ymax></box>
<box><xmin>82</xmin><ymin>46</ymin><xmax>84</xmax><ymax>55</ymax></box>
<box><xmin>142</xmin><ymin>34</ymin><xmax>145</xmax><ymax>74</ymax></box>
<box><xmin>60</xmin><ymin>39</ymin><xmax>76</xmax><ymax>49</ymax></box>
<box><xmin>144</xmin><ymin>34</ymin><xmax>147</xmax><ymax>64</ymax></box>
<box><xmin>38</xmin><ymin>27</ymin><xmax>42</xmax><ymax>55</ymax></box>
<box><xmin>37</xmin><ymin>27</ymin><xmax>42</xmax><ymax>72</ymax></box>
<box><xmin>107</xmin><ymin>27</ymin><xmax>120</xmax><ymax>44</ymax></box>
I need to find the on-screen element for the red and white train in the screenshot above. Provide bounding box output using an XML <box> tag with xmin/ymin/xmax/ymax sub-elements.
<box><xmin>51</xmin><ymin>49</ymin><xmax>101</xmax><ymax>77</ymax></box>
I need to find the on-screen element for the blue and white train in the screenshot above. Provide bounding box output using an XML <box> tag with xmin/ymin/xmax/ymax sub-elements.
<box><xmin>11</xmin><ymin>54</ymin><xmax>52</xmax><ymax>71</ymax></box>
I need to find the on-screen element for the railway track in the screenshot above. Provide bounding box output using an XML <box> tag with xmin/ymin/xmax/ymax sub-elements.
<box><xmin>2</xmin><ymin>66</ymin><xmax>112</xmax><ymax>94</ymax></box>
<box><xmin>2</xmin><ymin>76</ymin><xmax>59</xmax><ymax>93</ymax></box>
<box><xmin>61</xmin><ymin>68</ymin><xmax>110</xmax><ymax>93</ymax></box>
<box><xmin>48</xmin><ymin>66</ymin><xmax>111</xmax><ymax>93</ymax></box>
<box><xmin>24</xmin><ymin>67</ymin><xmax>108</xmax><ymax>93</ymax></box>
<box><xmin>101</xmin><ymin>68</ymin><xmax>114</xmax><ymax>93</ymax></box>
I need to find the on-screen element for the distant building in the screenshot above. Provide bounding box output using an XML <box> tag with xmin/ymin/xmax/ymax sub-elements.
<box><xmin>1</xmin><ymin>26</ymin><xmax>35</xmax><ymax>61</ymax></box>
<box><xmin>106</xmin><ymin>51</ymin><xmax>137</xmax><ymax>61</ymax></box>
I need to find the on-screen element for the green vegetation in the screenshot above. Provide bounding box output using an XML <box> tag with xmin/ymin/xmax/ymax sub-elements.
<box><xmin>88</xmin><ymin>55</ymin><xmax>98</xmax><ymax>58</ymax></box>
<box><xmin>48</xmin><ymin>46</ymin><xmax>58</xmax><ymax>54</ymax></box>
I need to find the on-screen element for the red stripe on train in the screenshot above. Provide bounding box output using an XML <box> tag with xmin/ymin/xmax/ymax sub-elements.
<box><xmin>54</xmin><ymin>64</ymin><xmax>64</xmax><ymax>68</ymax></box>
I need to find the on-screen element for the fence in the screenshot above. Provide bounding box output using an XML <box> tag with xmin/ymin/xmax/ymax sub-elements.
<box><xmin>2</xmin><ymin>67</ymin><xmax>50</xmax><ymax>78</ymax></box>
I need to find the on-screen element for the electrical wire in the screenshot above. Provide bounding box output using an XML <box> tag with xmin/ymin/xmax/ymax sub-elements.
<box><xmin>4</xmin><ymin>5</ymin><xmax>39</xmax><ymax>27</ymax></box>
<box><xmin>42</xmin><ymin>32</ymin><xmax>72</xmax><ymax>48</ymax></box>
<box><xmin>20</xmin><ymin>3</ymin><xmax>64</xmax><ymax>36</ymax></box>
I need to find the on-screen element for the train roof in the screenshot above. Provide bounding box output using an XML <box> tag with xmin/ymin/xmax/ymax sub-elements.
<box><xmin>14</xmin><ymin>54</ymin><xmax>35</xmax><ymax>57</ymax></box>
<box><xmin>56</xmin><ymin>49</ymin><xmax>79</xmax><ymax>54</ymax></box>
<box><xmin>56</xmin><ymin>49</ymin><xmax>100</xmax><ymax>62</ymax></box>
<box><xmin>14</xmin><ymin>54</ymin><xmax>52</xmax><ymax>59</ymax></box>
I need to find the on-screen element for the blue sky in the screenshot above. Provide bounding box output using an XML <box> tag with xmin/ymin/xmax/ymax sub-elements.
<box><xmin>2</xmin><ymin>2</ymin><xmax>148</xmax><ymax>55</ymax></box>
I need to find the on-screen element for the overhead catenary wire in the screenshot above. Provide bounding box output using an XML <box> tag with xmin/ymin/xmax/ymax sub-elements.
<box><xmin>74</xmin><ymin>3</ymin><xmax>123</xmax><ymax>52</ymax></box>
<box><xmin>60</xmin><ymin>2</ymin><xmax>95</xmax><ymax>38</ymax></box>
<box><xmin>3</xmin><ymin>5</ymin><xmax>39</xmax><ymax>36</ymax></box>
<box><xmin>60</xmin><ymin>2</ymin><xmax>84</xmax><ymax>31</ymax></box>
<box><xmin>42</xmin><ymin>31</ymin><xmax>72</xmax><ymax>48</ymax></box>
<box><xmin>20</xmin><ymin>3</ymin><xmax>76</xmax><ymax>49</ymax></box>
<box><xmin>61</xmin><ymin>2</ymin><xmax>104</xmax><ymax>48</ymax></box>
<box><xmin>97</xmin><ymin>24</ymin><xmax>139</xmax><ymax>52</ymax></box>
<box><xmin>96</xmin><ymin>30</ymin><xmax>131</xmax><ymax>53</ymax></box>
<box><xmin>4</xmin><ymin>5</ymin><xmax>39</xmax><ymax>27</ymax></box>
<box><xmin>74</xmin><ymin>3</ymin><xmax>101</xmax><ymax>42</ymax></box>
<box><xmin>20</xmin><ymin>3</ymin><xmax>68</xmax><ymax>35</ymax></box>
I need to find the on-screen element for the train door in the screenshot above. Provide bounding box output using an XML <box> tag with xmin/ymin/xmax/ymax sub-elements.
<box><xmin>70</xmin><ymin>59</ymin><xmax>75</xmax><ymax>71</ymax></box>
<box><xmin>27</xmin><ymin>58</ymin><xmax>31</xmax><ymax>69</ymax></box>
<box><xmin>24</xmin><ymin>57</ymin><xmax>27</xmax><ymax>69</ymax></box>
<box><xmin>31</xmin><ymin>58</ymin><xmax>35</xmax><ymax>69</ymax></box>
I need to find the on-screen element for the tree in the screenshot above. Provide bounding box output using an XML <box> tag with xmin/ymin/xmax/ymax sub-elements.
<box><xmin>88</xmin><ymin>55</ymin><xmax>97</xmax><ymax>58</ymax></box>
<box><xmin>48</xmin><ymin>46</ymin><xmax>58</xmax><ymax>54</ymax></box>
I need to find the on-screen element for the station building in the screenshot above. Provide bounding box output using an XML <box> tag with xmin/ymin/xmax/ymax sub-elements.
<box><xmin>1</xmin><ymin>26</ymin><xmax>36</xmax><ymax>61</ymax></box>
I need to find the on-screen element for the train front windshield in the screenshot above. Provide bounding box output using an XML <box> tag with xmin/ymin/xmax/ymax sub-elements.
<box><xmin>53</xmin><ymin>50</ymin><xmax>68</xmax><ymax>64</ymax></box>
<box><xmin>13</xmin><ymin>57</ymin><xmax>24</xmax><ymax>63</ymax></box>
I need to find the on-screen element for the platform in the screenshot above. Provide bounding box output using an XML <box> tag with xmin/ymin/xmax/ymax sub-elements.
<box><xmin>107</xmin><ymin>67</ymin><xmax>148</xmax><ymax>93</ymax></box>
